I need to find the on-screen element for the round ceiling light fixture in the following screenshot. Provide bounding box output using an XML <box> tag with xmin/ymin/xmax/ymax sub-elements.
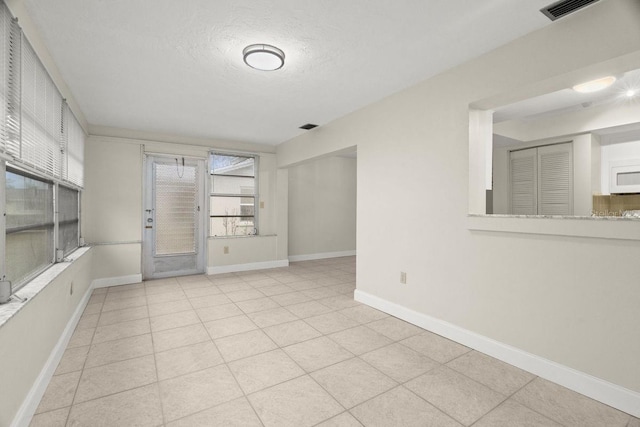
<box><xmin>572</xmin><ymin>76</ymin><xmax>616</xmax><ymax>93</ymax></box>
<box><xmin>626</xmin><ymin>89</ymin><xmax>637</xmax><ymax>98</ymax></box>
<box><xmin>243</xmin><ymin>44</ymin><xmax>285</xmax><ymax>71</ymax></box>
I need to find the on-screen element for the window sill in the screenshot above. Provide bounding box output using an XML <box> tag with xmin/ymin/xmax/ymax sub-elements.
<box><xmin>0</xmin><ymin>246</ymin><xmax>92</xmax><ymax>329</ymax></box>
<box><xmin>468</xmin><ymin>214</ymin><xmax>640</xmax><ymax>241</ymax></box>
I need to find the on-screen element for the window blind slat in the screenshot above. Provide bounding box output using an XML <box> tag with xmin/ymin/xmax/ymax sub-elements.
<box><xmin>5</xmin><ymin>8</ymin><xmax>20</xmax><ymax>157</ymax></box>
<box><xmin>19</xmin><ymin>38</ymin><xmax>63</xmax><ymax>180</ymax></box>
<box><xmin>64</xmin><ymin>103</ymin><xmax>85</xmax><ymax>187</ymax></box>
<box><xmin>0</xmin><ymin>3</ymin><xmax>8</xmax><ymax>153</ymax></box>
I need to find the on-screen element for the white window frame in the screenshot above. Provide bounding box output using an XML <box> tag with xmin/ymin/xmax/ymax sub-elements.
<box><xmin>209</xmin><ymin>151</ymin><xmax>259</xmax><ymax>237</ymax></box>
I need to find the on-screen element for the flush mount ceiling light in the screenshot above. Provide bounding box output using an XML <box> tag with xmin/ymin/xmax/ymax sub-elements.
<box><xmin>626</xmin><ymin>89</ymin><xmax>637</xmax><ymax>98</ymax></box>
<box><xmin>572</xmin><ymin>76</ymin><xmax>616</xmax><ymax>93</ymax></box>
<box><xmin>243</xmin><ymin>44</ymin><xmax>285</xmax><ymax>71</ymax></box>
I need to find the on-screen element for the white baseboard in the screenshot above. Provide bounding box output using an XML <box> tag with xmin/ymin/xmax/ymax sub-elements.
<box><xmin>354</xmin><ymin>289</ymin><xmax>640</xmax><ymax>418</ymax></box>
<box><xmin>207</xmin><ymin>259</ymin><xmax>289</xmax><ymax>275</ymax></box>
<box><xmin>91</xmin><ymin>274</ymin><xmax>143</xmax><ymax>289</ymax></box>
<box><xmin>288</xmin><ymin>250</ymin><xmax>356</xmax><ymax>262</ymax></box>
<box><xmin>11</xmin><ymin>286</ymin><xmax>93</xmax><ymax>427</ymax></box>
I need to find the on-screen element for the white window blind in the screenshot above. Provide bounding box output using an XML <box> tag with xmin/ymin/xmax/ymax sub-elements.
<box><xmin>1</xmin><ymin>0</ymin><xmax>85</xmax><ymax>293</ymax></box>
<box><xmin>63</xmin><ymin>103</ymin><xmax>85</xmax><ymax>187</ymax></box>
<box><xmin>0</xmin><ymin>3</ymin><xmax>8</xmax><ymax>154</ymax></box>
<box><xmin>1</xmin><ymin>2</ymin><xmax>20</xmax><ymax>157</ymax></box>
<box><xmin>20</xmin><ymin>38</ymin><xmax>62</xmax><ymax>180</ymax></box>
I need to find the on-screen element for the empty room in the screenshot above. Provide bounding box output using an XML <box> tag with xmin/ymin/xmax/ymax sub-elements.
<box><xmin>1</xmin><ymin>0</ymin><xmax>639</xmax><ymax>426</ymax></box>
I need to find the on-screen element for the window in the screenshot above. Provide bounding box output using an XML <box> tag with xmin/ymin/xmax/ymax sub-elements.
<box><xmin>210</xmin><ymin>153</ymin><xmax>258</xmax><ymax>237</ymax></box>
<box><xmin>5</xmin><ymin>168</ymin><xmax>54</xmax><ymax>287</ymax></box>
<box><xmin>58</xmin><ymin>184</ymin><xmax>79</xmax><ymax>256</ymax></box>
<box><xmin>0</xmin><ymin>2</ymin><xmax>85</xmax><ymax>293</ymax></box>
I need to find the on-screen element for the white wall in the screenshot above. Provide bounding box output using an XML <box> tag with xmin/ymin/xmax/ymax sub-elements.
<box><xmin>0</xmin><ymin>250</ymin><xmax>93</xmax><ymax>427</ymax></box>
<box><xmin>84</xmin><ymin>134</ymin><xmax>288</xmax><ymax>280</ymax></box>
<box><xmin>277</xmin><ymin>0</ymin><xmax>640</xmax><ymax>401</ymax></box>
<box><xmin>601</xmin><ymin>140</ymin><xmax>640</xmax><ymax>195</ymax></box>
<box><xmin>288</xmin><ymin>156</ymin><xmax>357</xmax><ymax>258</ymax></box>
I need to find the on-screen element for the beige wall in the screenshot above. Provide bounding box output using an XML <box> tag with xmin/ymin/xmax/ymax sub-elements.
<box><xmin>277</xmin><ymin>0</ymin><xmax>640</xmax><ymax>393</ymax></box>
<box><xmin>288</xmin><ymin>156</ymin><xmax>357</xmax><ymax>257</ymax></box>
<box><xmin>0</xmin><ymin>250</ymin><xmax>93</xmax><ymax>427</ymax></box>
<box><xmin>84</xmin><ymin>134</ymin><xmax>287</xmax><ymax>279</ymax></box>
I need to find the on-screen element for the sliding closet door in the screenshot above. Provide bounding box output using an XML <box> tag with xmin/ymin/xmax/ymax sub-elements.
<box><xmin>510</xmin><ymin>147</ymin><xmax>537</xmax><ymax>215</ymax></box>
<box><xmin>537</xmin><ymin>143</ymin><xmax>573</xmax><ymax>215</ymax></box>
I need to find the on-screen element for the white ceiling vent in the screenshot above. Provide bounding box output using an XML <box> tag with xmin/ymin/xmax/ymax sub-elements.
<box><xmin>541</xmin><ymin>0</ymin><xmax>600</xmax><ymax>21</ymax></box>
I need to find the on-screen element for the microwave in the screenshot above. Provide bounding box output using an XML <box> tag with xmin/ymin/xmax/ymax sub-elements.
<box><xmin>610</xmin><ymin>159</ymin><xmax>640</xmax><ymax>194</ymax></box>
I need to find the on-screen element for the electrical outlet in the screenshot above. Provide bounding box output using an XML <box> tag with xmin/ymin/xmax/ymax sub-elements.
<box><xmin>260</xmin><ymin>201</ymin><xmax>265</xmax><ymax>208</ymax></box>
<box><xmin>223</xmin><ymin>246</ymin><xmax>229</xmax><ymax>254</ymax></box>
<box><xmin>400</xmin><ymin>272</ymin><xmax>407</xmax><ymax>284</ymax></box>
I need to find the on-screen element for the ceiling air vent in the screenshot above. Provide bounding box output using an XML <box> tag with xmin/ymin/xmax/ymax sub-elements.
<box><xmin>541</xmin><ymin>0</ymin><xmax>600</xmax><ymax>21</ymax></box>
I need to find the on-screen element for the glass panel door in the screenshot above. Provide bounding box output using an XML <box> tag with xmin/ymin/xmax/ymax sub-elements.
<box><xmin>143</xmin><ymin>156</ymin><xmax>205</xmax><ymax>279</ymax></box>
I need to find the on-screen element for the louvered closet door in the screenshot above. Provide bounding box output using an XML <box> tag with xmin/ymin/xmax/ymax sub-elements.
<box><xmin>537</xmin><ymin>143</ymin><xmax>573</xmax><ymax>215</ymax></box>
<box><xmin>510</xmin><ymin>148</ymin><xmax>537</xmax><ymax>215</ymax></box>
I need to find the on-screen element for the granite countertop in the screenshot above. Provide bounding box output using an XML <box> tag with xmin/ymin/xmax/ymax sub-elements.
<box><xmin>469</xmin><ymin>214</ymin><xmax>640</xmax><ymax>221</ymax></box>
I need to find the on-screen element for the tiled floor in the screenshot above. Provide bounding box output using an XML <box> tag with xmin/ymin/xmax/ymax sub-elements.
<box><xmin>31</xmin><ymin>257</ymin><xmax>637</xmax><ymax>427</ymax></box>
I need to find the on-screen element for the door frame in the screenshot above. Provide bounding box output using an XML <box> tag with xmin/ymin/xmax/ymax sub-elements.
<box><xmin>142</xmin><ymin>153</ymin><xmax>207</xmax><ymax>280</ymax></box>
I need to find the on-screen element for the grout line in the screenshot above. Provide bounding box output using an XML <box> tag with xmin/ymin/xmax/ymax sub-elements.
<box><xmin>143</xmin><ymin>282</ymin><xmax>166</xmax><ymax>425</ymax></box>
<box><xmin>495</xmin><ymin>376</ymin><xmax>572</xmax><ymax>427</ymax></box>
<box><xmin>40</xmin><ymin>261</ymin><xmax>356</xmax><ymax>426</ymax></box>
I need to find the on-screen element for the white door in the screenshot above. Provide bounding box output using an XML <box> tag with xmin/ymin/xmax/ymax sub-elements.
<box><xmin>143</xmin><ymin>155</ymin><xmax>205</xmax><ymax>279</ymax></box>
<box><xmin>510</xmin><ymin>147</ymin><xmax>537</xmax><ymax>215</ymax></box>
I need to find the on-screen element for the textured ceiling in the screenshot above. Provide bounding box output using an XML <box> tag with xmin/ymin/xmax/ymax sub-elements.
<box><xmin>24</xmin><ymin>0</ymin><xmax>554</xmax><ymax>145</ymax></box>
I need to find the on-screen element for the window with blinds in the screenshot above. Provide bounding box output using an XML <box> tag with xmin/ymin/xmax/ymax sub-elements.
<box><xmin>63</xmin><ymin>103</ymin><xmax>85</xmax><ymax>187</ymax></box>
<box><xmin>0</xmin><ymin>0</ymin><xmax>86</xmax><ymax>293</ymax></box>
<box><xmin>21</xmin><ymin>40</ymin><xmax>63</xmax><ymax>178</ymax></box>
<box><xmin>509</xmin><ymin>143</ymin><xmax>573</xmax><ymax>216</ymax></box>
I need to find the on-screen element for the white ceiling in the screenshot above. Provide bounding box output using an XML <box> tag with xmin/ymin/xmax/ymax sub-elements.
<box><xmin>24</xmin><ymin>0</ymin><xmax>555</xmax><ymax>146</ymax></box>
<box><xmin>494</xmin><ymin>68</ymin><xmax>640</xmax><ymax>122</ymax></box>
